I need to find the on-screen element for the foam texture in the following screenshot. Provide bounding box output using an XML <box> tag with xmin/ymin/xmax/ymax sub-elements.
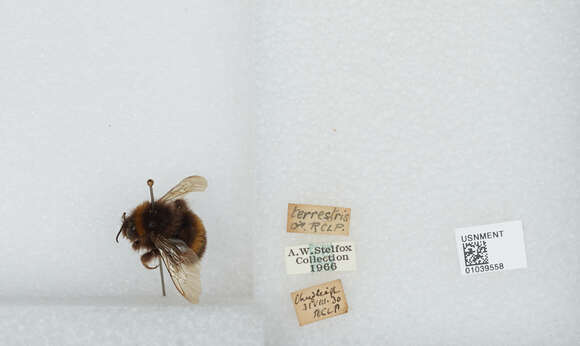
<box><xmin>254</xmin><ymin>2</ymin><xmax>580</xmax><ymax>345</ymax></box>
<box><xmin>2</xmin><ymin>1</ymin><xmax>580</xmax><ymax>345</ymax></box>
<box><xmin>0</xmin><ymin>1</ymin><xmax>258</xmax><ymax>345</ymax></box>
<box><xmin>0</xmin><ymin>297</ymin><xmax>262</xmax><ymax>346</ymax></box>
<box><xmin>0</xmin><ymin>1</ymin><xmax>254</xmax><ymax>299</ymax></box>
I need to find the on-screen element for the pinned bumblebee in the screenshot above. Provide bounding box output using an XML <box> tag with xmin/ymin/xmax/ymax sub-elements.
<box><xmin>116</xmin><ymin>176</ymin><xmax>208</xmax><ymax>304</ymax></box>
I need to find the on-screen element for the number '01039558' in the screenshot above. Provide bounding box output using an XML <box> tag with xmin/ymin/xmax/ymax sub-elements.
<box><xmin>465</xmin><ymin>263</ymin><xmax>504</xmax><ymax>274</ymax></box>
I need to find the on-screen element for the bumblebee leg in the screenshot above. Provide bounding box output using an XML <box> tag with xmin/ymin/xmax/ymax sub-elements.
<box><xmin>141</xmin><ymin>250</ymin><xmax>160</xmax><ymax>270</ymax></box>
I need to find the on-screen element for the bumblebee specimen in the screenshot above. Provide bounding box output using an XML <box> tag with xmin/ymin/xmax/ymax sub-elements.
<box><xmin>116</xmin><ymin>176</ymin><xmax>208</xmax><ymax>303</ymax></box>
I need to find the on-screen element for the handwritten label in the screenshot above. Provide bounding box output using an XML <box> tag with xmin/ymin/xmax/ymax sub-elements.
<box><xmin>287</xmin><ymin>203</ymin><xmax>350</xmax><ymax>236</ymax></box>
<box><xmin>285</xmin><ymin>241</ymin><xmax>356</xmax><ymax>275</ymax></box>
<box><xmin>290</xmin><ymin>279</ymin><xmax>348</xmax><ymax>326</ymax></box>
<box><xmin>455</xmin><ymin>220</ymin><xmax>527</xmax><ymax>275</ymax></box>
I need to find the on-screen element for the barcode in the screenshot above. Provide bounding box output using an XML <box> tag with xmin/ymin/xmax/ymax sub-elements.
<box><xmin>462</xmin><ymin>241</ymin><xmax>489</xmax><ymax>267</ymax></box>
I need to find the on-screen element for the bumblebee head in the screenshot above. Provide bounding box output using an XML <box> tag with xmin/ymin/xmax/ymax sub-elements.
<box><xmin>116</xmin><ymin>179</ymin><xmax>156</xmax><ymax>243</ymax></box>
<box><xmin>116</xmin><ymin>212</ymin><xmax>138</xmax><ymax>243</ymax></box>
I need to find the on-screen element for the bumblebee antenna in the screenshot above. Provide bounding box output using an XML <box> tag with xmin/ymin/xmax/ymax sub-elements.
<box><xmin>115</xmin><ymin>212</ymin><xmax>126</xmax><ymax>243</ymax></box>
<box><xmin>147</xmin><ymin>179</ymin><xmax>155</xmax><ymax>207</ymax></box>
<box><xmin>115</xmin><ymin>227</ymin><xmax>122</xmax><ymax>243</ymax></box>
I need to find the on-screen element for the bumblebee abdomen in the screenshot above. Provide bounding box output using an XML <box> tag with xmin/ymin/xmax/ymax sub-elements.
<box><xmin>173</xmin><ymin>199</ymin><xmax>206</xmax><ymax>259</ymax></box>
<box><xmin>189</xmin><ymin>212</ymin><xmax>206</xmax><ymax>259</ymax></box>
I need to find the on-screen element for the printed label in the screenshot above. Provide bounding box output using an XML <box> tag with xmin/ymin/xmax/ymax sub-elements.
<box><xmin>291</xmin><ymin>279</ymin><xmax>348</xmax><ymax>326</ymax></box>
<box><xmin>455</xmin><ymin>220</ymin><xmax>527</xmax><ymax>275</ymax></box>
<box><xmin>287</xmin><ymin>203</ymin><xmax>350</xmax><ymax>236</ymax></box>
<box><xmin>285</xmin><ymin>241</ymin><xmax>356</xmax><ymax>275</ymax></box>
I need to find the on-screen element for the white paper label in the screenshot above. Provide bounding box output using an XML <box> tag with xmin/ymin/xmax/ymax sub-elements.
<box><xmin>285</xmin><ymin>241</ymin><xmax>357</xmax><ymax>275</ymax></box>
<box><xmin>455</xmin><ymin>220</ymin><xmax>527</xmax><ymax>275</ymax></box>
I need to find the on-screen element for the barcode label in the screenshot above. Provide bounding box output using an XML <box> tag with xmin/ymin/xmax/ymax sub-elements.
<box><xmin>455</xmin><ymin>221</ymin><xmax>527</xmax><ymax>275</ymax></box>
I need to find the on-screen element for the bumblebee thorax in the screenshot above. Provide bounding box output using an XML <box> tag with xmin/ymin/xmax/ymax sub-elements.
<box><xmin>132</xmin><ymin>201</ymin><xmax>174</xmax><ymax>237</ymax></box>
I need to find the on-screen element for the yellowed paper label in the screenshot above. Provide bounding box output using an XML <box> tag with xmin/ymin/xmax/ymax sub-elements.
<box><xmin>290</xmin><ymin>279</ymin><xmax>349</xmax><ymax>326</ymax></box>
<box><xmin>287</xmin><ymin>203</ymin><xmax>351</xmax><ymax>236</ymax></box>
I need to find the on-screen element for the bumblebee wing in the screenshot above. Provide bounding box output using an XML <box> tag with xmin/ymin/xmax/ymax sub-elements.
<box><xmin>159</xmin><ymin>176</ymin><xmax>208</xmax><ymax>202</ymax></box>
<box><xmin>152</xmin><ymin>236</ymin><xmax>201</xmax><ymax>304</ymax></box>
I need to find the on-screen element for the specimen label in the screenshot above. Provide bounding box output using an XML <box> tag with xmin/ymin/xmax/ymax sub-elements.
<box><xmin>455</xmin><ymin>220</ymin><xmax>527</xmax><ymax>275</ymax></box>
<box><xmin>285</xmin><ymin>241</ymin><xmax>356</xmax><ymax>275</ymax></box>
<box><xmin>290</xmin><ymin>279</ymin><xmax>349</xmax><ymax>326</ymax></box>
<box><xmin>286</xmin><ymin>203</ymin><xmax>350</xmax><ymax>236</ymax></box>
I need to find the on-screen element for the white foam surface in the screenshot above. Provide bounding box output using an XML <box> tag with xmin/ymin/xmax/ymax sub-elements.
<box><xmin>0</xmin><ymin>1</ymin><xmax>254</xmax><ymax>300</ymax></box>
<box><xmin>2</xmin><ymin>1</ymin><xmax>580</xmax><ymax>345</ymax></box>
<box><xmin>0</xmin><ymin>297</ymin><xmax>262</xmax><ymax>346</ymax></box>
<box><xmin>0</xmin><ymin>2</ymin><xmax>258</xmax><ymax>345</ymax></box>
<box><xmin>254</xmin><ymin>2</ymin><xmax>580</xmax><ymax>345</ymax></box>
